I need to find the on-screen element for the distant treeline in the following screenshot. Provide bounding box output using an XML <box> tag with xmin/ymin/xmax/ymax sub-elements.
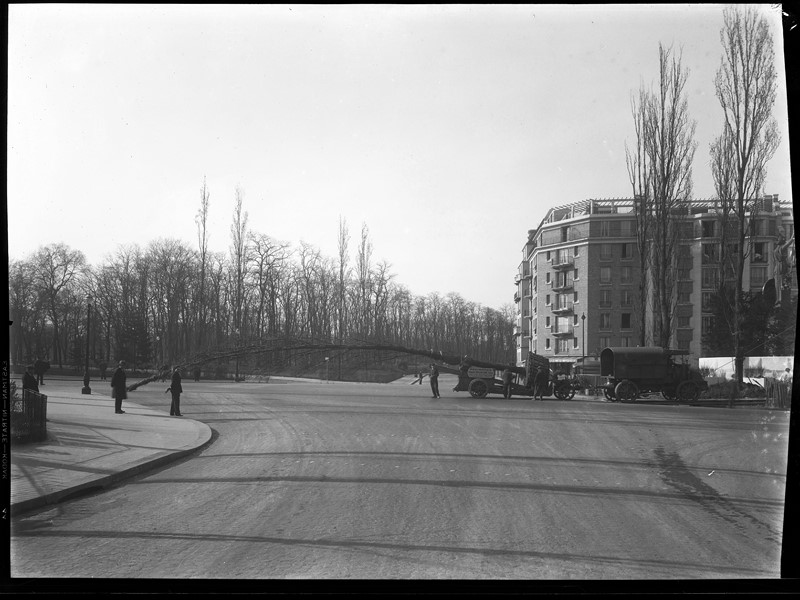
<box><xmin>8</xmin><ymin>219</ymin><xmax>514</xmax><ymax>378</ymax></box>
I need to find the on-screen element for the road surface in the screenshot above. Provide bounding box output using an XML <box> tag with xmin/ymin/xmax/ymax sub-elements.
<box><xmin>10</xmin><ymin>375</ymin><xmax>789</xmax><ymax>579</ymax></box>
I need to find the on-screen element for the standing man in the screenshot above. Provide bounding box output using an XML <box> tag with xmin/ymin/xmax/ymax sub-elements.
<box><xmin>98</xmin><ymin>360</ymin><xmax>108</xmax><ymax>381</ymax></box>
<box><xmin>34</xmin><ymin>357</ymin><xmax>48</xmax><ymax>386</ymax></box>
<box><xmin>111</xmin><ymin>360</ymin><xmax>127</xmax><ymax>414</ymax></box>
<box><xmin>534</xmin><ymin>366</ymin><xmax>549</xmax><ymax>401</ymax></box>
<box><xmin>429</xmin><ymin>363</ymin><xmax>440</xmax><ymax>399</ymax></box>
<box><xmin>22</xmin><ymin>365</ymin><xmax>39</xmax><ymax>393</ymax></box>
<box><xmin>166</xmin><ymin>366</ymin><xmax>183</xmax><ymax>416</ymax></box>
<box><xmin>502</xmin><ymin>364</ymin><xmax>514</xmax><ymax>399</ymax></box>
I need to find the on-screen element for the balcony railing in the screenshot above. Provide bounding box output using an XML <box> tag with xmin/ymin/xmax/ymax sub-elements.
<box><xmin>552</xmin><ymin>327</ymin><xmax>574</xmax><ymax>337</ymax></box>
<box><xmin>552</xmin><ymin>282</ymin><xmax>574</xmax><ymax>292</ymax></box>
<box><xmin>552</xmin><ymin>304</ymin><xmax>573</xmax><ymax>315</ymax></box>
<box><xmin>552</xmin><ymin>257</ymin><xmax>575</xmax><ymax>270</ymax></box>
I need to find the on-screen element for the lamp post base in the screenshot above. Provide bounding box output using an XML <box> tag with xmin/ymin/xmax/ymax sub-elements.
<box><xmin>81</xmin><ymin>386</ymin><xmax>92</xmax><ymax>394</ymax></box>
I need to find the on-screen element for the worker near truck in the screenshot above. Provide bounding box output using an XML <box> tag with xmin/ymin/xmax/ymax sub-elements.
<box><xmin>429</xmin><ymin>363</ymin><xmax>440</xmax><ymax>398</ymax></box>
<box><xmin>534</xmin><ymin>366</ymin><xmax>549</xmax><ymax>400</ymax></box>
<box><xmin>502</xmin><ymin>364</ymin><xmax>514</xmax><ymax>398</ymax></box>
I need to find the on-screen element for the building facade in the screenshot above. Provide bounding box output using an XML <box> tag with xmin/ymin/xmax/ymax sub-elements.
<box><xmin>514</xmin><ymin>195</ymin><xmax>796</xmax><ymax>372</ymax></box>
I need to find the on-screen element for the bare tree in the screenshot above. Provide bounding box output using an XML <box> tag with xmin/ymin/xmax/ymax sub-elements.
<box><xmin>625</xmin><ymin>87</ymin><xmax>654</xmax><ymax>347</ymax></box>
<box><xmin>713</xmin><ymin>5</ymin><xmax>781</xmax><ymax>393</ymax></box>
<box><xmin>195</xmin><ymin>177</ymin><xmax>211</xmax><ymax>351</ymax></box>
<box><xmin>628</xmin><ymin>43</ymin><xmax>697</xmax><ymax>349</ymax></box>
<box><xmin>229</xmin><ymin>186</ymin><xmax>249</xmax><ymax>377</ymax></box>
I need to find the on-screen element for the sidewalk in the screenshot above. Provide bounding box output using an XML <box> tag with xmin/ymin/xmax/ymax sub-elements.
<box><xmin>9</xmin><ymin>389</ymin><xmax>212</xmax><ymax>516</ymax></box>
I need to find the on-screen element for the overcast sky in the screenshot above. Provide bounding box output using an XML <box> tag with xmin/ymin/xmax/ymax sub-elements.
<box><xmin>7</xmin><ymin>4</ymin><xmax>793</xmax><ymax>309</ymax></box>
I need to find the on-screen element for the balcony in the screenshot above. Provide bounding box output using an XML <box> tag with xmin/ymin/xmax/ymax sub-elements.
<box><xmin>552</xmin><ymin>257</ymin><xmax>575</xmax><ymax>271</ymax></box>
<box><xmin>551</xmin><ymin>303</ymin><xmax>573</xmax><ymax>315</ymax></box>
<box><xmin>552</xmin><ymin>282</ymin><xmax>574</xmax><ymax>292</ymax></box>
<box><xmin>552</xmin><ymin>327</ymin><xmax>574</xmax><ymax>337</ymax></box>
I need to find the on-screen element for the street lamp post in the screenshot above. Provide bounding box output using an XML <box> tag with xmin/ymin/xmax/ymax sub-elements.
<box><xmin>82</xmin><ymin>295</ymin><xmax>92</xmax><ymax>394</ymax></box>
<box><xmin>325</xmin><ymin>357</ymin><xmax>330</xmax><ymax>383</ymax></box>
<box><xmin>581</xmin><ymin>312</ymin><xmax>586</xmax><ymax>369</ymax></box>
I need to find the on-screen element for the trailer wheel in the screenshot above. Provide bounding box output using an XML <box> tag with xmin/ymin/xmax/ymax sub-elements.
<box><xmin>661</xmin><ymin>386</ymin><xmax>677</xmax><ymax>402</ymax></box>
<box><xmin>603</xmin><ymin>388</ymin><xmax>616</xmax><ymax>402</ymax></box>
<box><xmin>468</xmin><ymin>379</ymin><xmax>489</xmax><ymax>398</ymax></box>
<box><xmin>614</xmin><ymin>380</ymin><xmax>639</xmax><ymax>403</ymax></box>
<box><xmin>677</xmin><ymin>380</ymin><xmax>699</xmax><ymax>402</ymax></box>
<box><xmin>554</xmin><ymin>382</ymin><xmax>575</xmax><ymax>400</ymax></box>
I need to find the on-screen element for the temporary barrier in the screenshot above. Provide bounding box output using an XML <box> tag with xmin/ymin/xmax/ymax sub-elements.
<box><xmin>11</xmin><ymin>389</ymin><xmax>48</xmax><ymax>443</ymax></box>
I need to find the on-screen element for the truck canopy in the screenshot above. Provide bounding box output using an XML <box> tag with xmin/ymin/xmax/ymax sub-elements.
<box><xmin>600</xmin><ymin>347</ymin><xmax>689</xmax><ymax>379</ymax></box>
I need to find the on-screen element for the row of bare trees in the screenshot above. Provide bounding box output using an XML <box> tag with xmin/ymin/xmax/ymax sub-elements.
<box><xmin>625</xmin><ymin>6</ymin><xmax>784</xmax><ymax>393</ymax></box>
<box><xmin>9</xmin><ymin>192</ymin><xmax>515</xmax><ymax>376</ymax></box>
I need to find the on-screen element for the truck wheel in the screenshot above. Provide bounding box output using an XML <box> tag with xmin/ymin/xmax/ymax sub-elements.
<box><xmin>468</xmin><ymin>379</ymin><xmax>489</xmax><ymax>398</ymax></box>
<box><xmin>603</xmin><ymin>388</ymin><xmax>616</xmax><ymax>402</ymax></box>
<box><xmin>661</xmin><ymin>386</ymin><xmax>677</xmax><ymax>401</ymax></box>
<box><xmin>554</xmin><ymin>382</ymin><xmax>575</xmax><ymax>400</ymax></box>
<box><xmin>614</xmin><ymin>380</ymin><xmax>639</xmax><ymax>403</ymax></box>
<box><xmin>677</xmin><ymin>381</ymin><xmax>699</xmax><ymax>402</ymax></box>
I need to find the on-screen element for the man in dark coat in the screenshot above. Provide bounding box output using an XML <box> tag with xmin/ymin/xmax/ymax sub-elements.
<box><xmin>34</xmin><ymin>358</ymin><xmax>48</xmax><ymax>386</ymax></box>
<box><xmin>98</xmin><ymin>361</ymin><xmax>108</xmax><ymax>381</ymax></box>
<box><xmin>429</xmin><ymin>363</ymin><xmax>440</xmax><ymax>398</ymax></box>
<box><xmin>111</xmin><ymin>360</ymin><xmax>127</xmax><ymax>414</ymax></box>
<box><xmin>22</xmin><ymin>365</ymin><xmax>39</xmax><ymax>393</ymax></box>
<box><xmin>534</xmin><ymin>366</ymin><xmax>550</xmax><ymax>401</ymax></box>
<box><xmin>166</xmin><ymin>366</ymin><xmax>183</xmax><ymax>416</ymax></box>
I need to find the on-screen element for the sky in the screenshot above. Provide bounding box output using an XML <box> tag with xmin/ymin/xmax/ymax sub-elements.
<box><xmin>6</xmin><ymin>4</ymin><xmax>793</xmax><ymax>310</ymax></box>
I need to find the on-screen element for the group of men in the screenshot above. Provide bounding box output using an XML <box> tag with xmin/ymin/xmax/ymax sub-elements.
<box><xmin>419</xmin><ymin>361</ymin><xmax>552</xmax><ymax>400</ymax></box>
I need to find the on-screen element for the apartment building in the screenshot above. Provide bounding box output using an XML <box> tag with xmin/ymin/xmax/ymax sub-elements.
<box><xmin>514</xmin><ymin>194</ymin><xmax>795</xmax><ymax>372</ymax></box>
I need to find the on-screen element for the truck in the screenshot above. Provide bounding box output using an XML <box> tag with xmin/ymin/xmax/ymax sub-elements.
<box><xmin>441</xmin><ymin>352</ymin><xmax>575</xmax><ymax>400</ymax></box>
<box><xmin>600</xmin><ymin>346</ymin><xmax>708</xmax><ymax>403</ymax></box>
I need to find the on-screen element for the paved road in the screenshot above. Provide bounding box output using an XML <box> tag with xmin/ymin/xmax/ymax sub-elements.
<box><xmin>10</xmin><ymin>375</ymin><xmax>788</xmax><ymax>579</ymax></box>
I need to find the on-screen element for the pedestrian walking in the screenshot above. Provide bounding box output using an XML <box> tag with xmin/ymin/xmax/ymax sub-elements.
<box><xmin>34</xmin><ymin>358</ymin><xmax>48</xmax><ymax>386</ymax></box>
<box><xmin>534</xmin><ymin>366</ymin><xmax>549</xmax><ymax>401</ymax></box>
<box><xmin>111</xmin><ymin>360</ymin><xmax>127</xmax><ymax>414</ymax></box>
<box><xmin>98</xmin><ymin>361</ymin><xmax>108</xmax><ymax>381</ymax></box>
<box><xmin>22</xmin><ymin>365</ymin><xmax>39</xmax><ymax>393</ymax></box>
<box><xmin>193</xmin><ymin>366</ymin><xmax>201</xmax><ymax>382</ymax></box>
<box><xmin>429</xmin><ymin>363</ymin><xmax>440</xmax><ymax>398</ymax></box>
<box><xmin>166</xmin><ymin>366</ymin><xmax>183</xmax><ymax>416</ymax></box>
<box><xmin>502</xmin><ymin>364</ymin><xmax>514</xmax><ymax>399</ymax></box>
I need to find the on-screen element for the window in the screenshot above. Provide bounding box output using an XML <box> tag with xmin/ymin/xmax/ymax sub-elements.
<box><xmin>702</xmin><ymin>267</ymin><xmax>719</xmax><ymax>290</ymax></box>
<box><xmin>546</xmin><ymin>294</ymin><xmax>551</xmax><ymax>305</ymax></box>
<box><xmin>620</xmin><ymin>337</ymin><xmax>632</xmax><ymax>348</ymax></box>
<box><xmin>574</xmin><ymin>246</ymin><xmax>580</xmax><ymax>256</ymax></box>
<box><xmin>621</xmin><ymin>290</ymin><xmax>632</xmax><ymax>307</ymax></box>
<box><xmin>546</xmin><ymin>251</ymin><xmax>551</xmax><ymax>261</ymax></box>
<box><xmin>545</xmin><ymin>316</ymin><xmax>551</xmax><ymax>328</ymax></box>
<box><xmin>752</xmin><ymin>242</ymin><xmax>767</xmax><ymax>263</ymax></box>
<box><xmin>621</xmin><ymin>313</ymin><xmax>632</xmax><ymax>329</ymax></box>
<box><xmin>702</xmin><ymin>316</ymin><xmax>715</xmax><ymax>335</ymax></box>
<box><xmin>546</xmin><ymin>272</ymin><xmax>551</xmax><ymax>284</ymax></box>
<box><xmin>545</xmin><ymin>339</ymin><xmax>551</xmax><ymax>350</ymax></box>
<box><xmin>678</xmin><ymin>291</ymin><xmax>691</xmax><ymax>303</ymax></box>
<box><xmin>702</xmin><ymin>220</ymin><xmax>715</xmax><ymax>238</ymax></box>
<box><xmin>678</xmin><ymin>269</ymin><xmax>691</xmax><ymax>280</ymax></box>
<box><xmin>600</xmin><ymin>221</ymin><xmax>611</xmax><ymax>237</ymax></box>
<box><xmin>702</xmin><ymin>292</ymin><xmax>713</xmax><ymax>311</ymax></box>
<box><xmin>621</xmin><ymin>266</ymin><xmax>632</xmax><ymax>284</ymax></box>
<box><xmin>750</xmin><ymin>266</ymin><xmax>768</xmax><ymax>286</ymax></box>
<box><xmin>620</xmin><ymin>221</ymin><xmax>634</xmax><ymax>237</ymax></box>
<box><xmin>600</xmin><ymin>313</ymin><xmax>611</xmax><ymax>329</ymax></box>
<box><xmin>600</xmin><ymin>244</ymin><xmax>613</xmax><ymax>260</ymax></box>
<box><xmin>573</xmin><ymin>337</ymin><xmax>579</xmax><ymax>349</ymax></box>
<box><xmin>600</xmin><ymin>267</ymin><xmax>612</xmax><ymax>284</ymax></box>
<box><xmin>573</xmin><ymin>291</ymin><xmax>579</xmax><ymax>303</ymax></box>
<box><xmin>561</xmin><ymin>226</ymin><xmax>570</xmax><ymax>243</ymax></box>
<box><xmin>702</xmin><ymin>243</ymin><xmax>718</xmax><ymax>263</ymax></box>
<box><xmin>677</xmin><ymin>339</ymin><xmax>691</xmax><ymax>350</ymax></box>
<box><xmin>573</xmin><ymin>314</ymin><xmax>579</xmax><ymax>325</ymax></box>
<box><xmin>600</xmin><ymin>289</ymin><xmax>612</xmax><ymax>307</ymax></box>
<box><xmin>556</xmin><ymin>339</ymin><xmax>570</xmax><ymax>353</ymax></box>
<box><xmin>573</xmin><ymin>268</ymin><xmax>579</xmax><ymax>280</ymax></box>
<box><xmin>621</xmin><ymin>243</ymin><xmax>633</xmax><ymax>259</ymax></box>
<box><xmin>599</xmin><ymin>336</ymin><xmax>612</xmax><ymax>349</ymax></box>
<box><xmin>677</xmin><ymin>316</ymin><xmax>690</xmax><ymax>328</ymax></box>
